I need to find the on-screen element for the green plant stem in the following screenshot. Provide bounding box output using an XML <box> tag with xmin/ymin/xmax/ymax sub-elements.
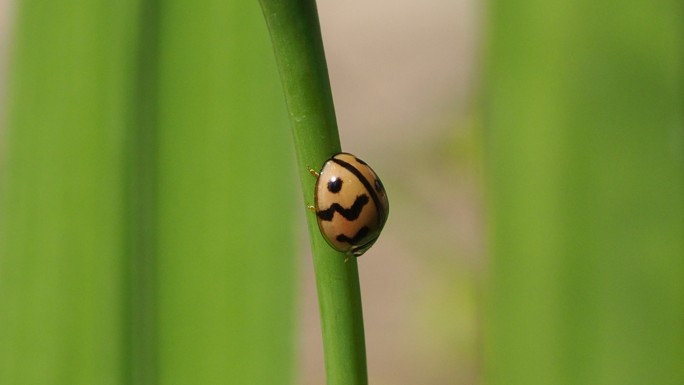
<box><xmin>258</xmin><ymin>1</ymin><xmax>368</xmax><ymax>384</ymax></box>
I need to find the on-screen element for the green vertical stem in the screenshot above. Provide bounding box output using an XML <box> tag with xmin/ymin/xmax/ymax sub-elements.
<box><xmin>258</xmin><ymin>1</ymin><xmax>368</xmax><ymax>384</ymax></box>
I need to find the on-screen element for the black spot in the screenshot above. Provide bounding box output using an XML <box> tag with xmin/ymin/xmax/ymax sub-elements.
<box><xmin>317</xmin><ymin>194</ymin><xmax>369</xmax><ymax>221</ymax></box>
<box><xmin>336</xmin><ymin>226</ymin><xmax>370</xmax><ymax>245</ymax></box>
<box><xmin>327</xmin><ymin>177</ymin><xmax>343</xmax><ymax>193</ymax></box>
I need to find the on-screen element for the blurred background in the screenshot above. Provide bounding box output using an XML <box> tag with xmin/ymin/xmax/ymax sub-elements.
<box><xmin>0</xmin><ymin>1</ymin><xmax>682</xmax><ymax>385</ymax></box>
<box><xmin>305</xmin><ymin>0</ymin><xmax>483</xmax><ymax>383</ymax></box>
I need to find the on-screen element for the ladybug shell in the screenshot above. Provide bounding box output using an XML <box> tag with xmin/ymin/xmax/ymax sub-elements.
<box><xmin>314</xmin><ymin>153</ymin><xmax>389</xmax><ymax>257</ymax></box>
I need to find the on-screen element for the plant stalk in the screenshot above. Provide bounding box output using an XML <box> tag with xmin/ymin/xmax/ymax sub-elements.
<box><xmin>258</xmin><ymin>0</ymin><xmax>368</xmax><ymax>384</ymax></box>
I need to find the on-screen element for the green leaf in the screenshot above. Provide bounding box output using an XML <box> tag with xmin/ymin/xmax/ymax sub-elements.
<box><xmin>0</xmin><ymin>2</ymin><xmax>138</xmax><ymax>384</ymax></box>
<box><xmin>154</xmin><ymin>1</ymin><xmax>297</xmax><ymax>384</ymax></box>
<box><xmin>485</xmin><ymin>1</ymin><xmax>684</xmax><ymax>384</ymax></box>
<box><xmin>1</xmin><ymin>1</ymin><xmax>298</xmax><ymax>385</ymax></box>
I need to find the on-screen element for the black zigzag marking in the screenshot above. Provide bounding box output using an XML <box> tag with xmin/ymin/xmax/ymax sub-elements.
<box><xmin>331</xmin><ymin>157</ymin><xmax>386</xmax><ymax>226</ymax></box>
<box><xmin>317</xmin><ymin>194</ymin><xmax>369</xmax><ymax>221</ymax></box>
<box><xmin>336</xmin><ymin>226</ymin><xmax>370</xmax><ymax>245</ymax></box>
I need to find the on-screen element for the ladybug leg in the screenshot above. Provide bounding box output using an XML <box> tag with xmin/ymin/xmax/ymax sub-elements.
<box><xmin>344</xmin><ymin>255</ymin><xmax>351</xmax><ymax>263</ymax></box>
<box><xmin>306</xmin><ymin>167</ymin><xmax>319</xmax><ymax>211</ymax></box>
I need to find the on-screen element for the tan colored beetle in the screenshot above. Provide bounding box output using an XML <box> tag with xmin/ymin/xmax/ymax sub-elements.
<box><xmin>310</xmin><ymin>153</ymin><xmax>389</xmax><ymax>258</ymax></box>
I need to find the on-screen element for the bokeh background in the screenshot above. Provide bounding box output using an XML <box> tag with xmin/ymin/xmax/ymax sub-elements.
<box><xmin>0</xmin><ymin>1</ymin><xmax>682</xmax><ymax>385</ymax></box>
<box><xmin>305</xmin><ymin>1</ymin><xmax>483</xmax><ymax>383</ymax></box>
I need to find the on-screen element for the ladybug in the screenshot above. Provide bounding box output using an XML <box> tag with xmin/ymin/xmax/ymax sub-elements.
<box><xmin>310</xmin><ymin>153</ymin><xmax>389</xmax><ymax>258</ymax></box>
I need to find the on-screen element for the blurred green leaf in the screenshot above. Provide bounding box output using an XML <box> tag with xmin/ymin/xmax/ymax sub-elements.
<box><xmin>1</xmin><ymin>1</ymin><xmax>297</xmax><ymax>384</ymax></box>
<box><xmin>154</xmin><ymin>1</ymin><xmax>297</xmax><ymax>384</ymax></box>
<box><xmin>485</xmin><ymin>1</ymin><xmax>684</xmax><ymax>384</ymax></box>
<box><xmin>0</xmin><ymin>2</ymin><xmax>138</xmax><ymax>384</ymax></box>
